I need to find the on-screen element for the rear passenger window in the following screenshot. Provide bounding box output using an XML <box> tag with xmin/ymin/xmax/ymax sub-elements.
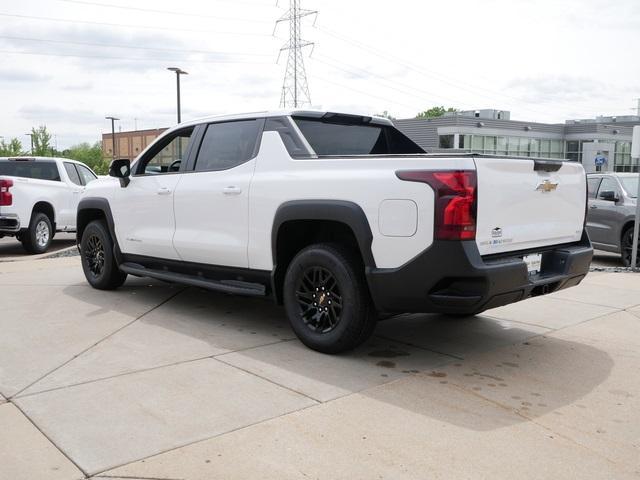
<box><xmin>587</xmin><ymin>177</ymin><xmax>601</xmax><ymax>199</ymax></box>
<box><xmin>64</xmin><ymin>163</ymin><xmax>82</xmax><ymax>186</ymax></box>
<box><xmin>194</xmin><ymin>120</ymin><xmax>261</xmax><ymax>171</ymax></box>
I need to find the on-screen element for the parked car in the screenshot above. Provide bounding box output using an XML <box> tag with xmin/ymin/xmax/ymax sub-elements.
<box><xmin>586</xmin><ymin>172</ymin><xmax>639</xmax><ymax>266</ymax></box>
<box><xmin>0</xmin><ymin>157</ymin><xmax>98</xmax><ymax>254</ymax></box>
<box><xmin>76</xmin><ymin>110</ymin><xmax>592</xmax><ymax>353</ymax></box>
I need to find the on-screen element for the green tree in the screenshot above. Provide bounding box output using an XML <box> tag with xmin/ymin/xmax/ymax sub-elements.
<box><xmin>416</xmin><ymin>106</ymin><xmax>458</xmax><ymax>119</ymax></box>
<box><xmin>31</xmin><ymin>125</ymin><xmax>53</xmax><ymax>156</ymax></box>
<box><xmin>63</xmin><ymin>142</ymin><xmax>109</xmax><ymax>175</ymax></box>
<box><xmin>0</xmin><ymin>138</ymin><xmax>24</xmax><ymax>156</ymax></box>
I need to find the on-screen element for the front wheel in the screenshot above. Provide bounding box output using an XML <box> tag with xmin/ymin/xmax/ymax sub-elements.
<box><xmin>80</xmin><ymin>220</ymin><xmax>127</xmax><ymax>290</ymax></box>
<box><xmin>283</xmin><ymin>243</ymin><xmax>377</xmax><ymax>354</ymax></box>
<box><xmin>621</xmin><ymin>226</ymin><xmax>640</xmax><ymax>267</ymax></box>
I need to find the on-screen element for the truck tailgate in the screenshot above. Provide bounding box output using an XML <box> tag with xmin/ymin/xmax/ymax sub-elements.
<box><xmin>474</xmin><ymin>157</ymin><xmax>586</xmax><ymax>256</ymax></box>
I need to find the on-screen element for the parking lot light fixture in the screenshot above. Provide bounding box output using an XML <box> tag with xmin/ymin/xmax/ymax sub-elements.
<box><xmin>167</xmin><ymin>67</ymin><xmax>188</xmax><ymax>124</ymax></box>
<box><xmin>105</xmin><ymin>116</ymin><xmax>120</xmax><ymax>160</ymax></box>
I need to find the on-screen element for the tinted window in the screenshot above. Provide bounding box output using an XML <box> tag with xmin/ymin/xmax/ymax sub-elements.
<box><xmin>0</xmin><ymin>161</ymin><xmax>60</xmax><ymax>181</ymax></box>
<box><xmin>598</xmin><ymin>177</ymin><xmax>619</xmax><ymax>197</ymax></box>
<box><xmin>141</xmin><ymin>128</ymin><xmax>193</xmax><ymax>174</ymax></box>
<box><xmin>587</xmin><ymin>177</ymin><xmax>601</xmax><ymax>199</ymax></box>
<box><xmin>619</xmin><ymin>176</ymin><xmax>638</xmax><ymax>198</ymax></box>
<box><xmin>293</xmin><ymin>118</ymin><xmax>424</xmax><ymax>156</ymax></box>
<box><xmin>76</xmin><ymin>164</ymin><xmax>97</xmax><ymax>185</ymax></box>
<box><xmin>64</xmin><ymin>162</ymin><xmax>82</xmax><ymax>185</ymax></box>
<box><xmin>194</xmin><ymin>120</ymin><xmax>261</xmax><ymax>171</ymax></box>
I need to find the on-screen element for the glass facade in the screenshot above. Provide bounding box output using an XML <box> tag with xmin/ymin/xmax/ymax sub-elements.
<box><xmin>449</xmin><ymin>134</ymin><xmax>565</xmax><ymax>159</ymax></box>
<box><xmin>438</xmin><ymin>134</ymin><xmax>639</xmax><ymax>171</ymax></box>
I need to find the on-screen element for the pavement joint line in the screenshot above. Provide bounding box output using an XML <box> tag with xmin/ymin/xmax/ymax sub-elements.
<box><xmin>477</xmin><ymin>314</ymin><xmax>554</xmax><ymax>331</ymax></box>
<box><xmin>88</xmin><ymin>399</ymin><xmax>324</xmax><ymax>478</ymax></box>
<box><xmin>545</xmin><ymin>294</ymin><xmax>637</xmax><ymax>310</ymax></box>
<box><xmin>15</xmin><ymin>338</ymin><xmax>295</xmax><ymax>399</ymax></box>
<box><xmin>8</xmin><ymin>287</ymin><xmax>188</xmax><ymax>400</ymax></box>
<box><xmin>213</xmin><ymin>354</ymin><xmax>322</xmax><ymax>404</ymax></box>
<box><xmin>93</xmin><ymin>475</ymin><xmax>183</xmax><ymax>480</ymax></box>
<box><xmin>372</xmin><ymin>333</ymin><xmax>465</xmax><ymax>361</ymax></box>
<box><xmin>8</xmin><ymin>399</ymin><xmax>89</xmax><ymax>478</ymax></box>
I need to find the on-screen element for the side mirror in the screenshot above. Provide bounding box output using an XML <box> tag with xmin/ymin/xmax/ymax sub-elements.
<box><xmin>599</xmin><ymin>190</ymin><xmax>618</xmax><ymax>202</ymax></box>
<box><xmin>109</xmin><ymin>159</ymin><xmax>131</xmax><ymax>187</ymax></box>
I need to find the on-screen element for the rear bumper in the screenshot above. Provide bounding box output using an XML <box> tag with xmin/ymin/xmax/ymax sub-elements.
<box><xmin>0</xmin><ymin>214</ymin><xmax>20</xmax><ymax>234</ymax></box>
<box><xmin>366</xmin><ymin>230</ymin><xmax>593</xmax><ymax>314</ymax></box>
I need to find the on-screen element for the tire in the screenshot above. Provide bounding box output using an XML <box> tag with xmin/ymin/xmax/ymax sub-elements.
<box><xmin>80</xmin><ymin>220</ymin><xmax>127</xmax><ymax>290</ymax></box>
<box><xmin>621</xmin><ymin>225</ymin><xmax>639</xmax><ymax>267</ymax></box>
<box><xmin>21</xmin><ymin>212</ymin><xmax>53</xmax><ymax>254</ymax></box>
<box><xmin>283</xmin><ymin>243</ymin><xmax>377</xmax><ymax>354</ymax></box>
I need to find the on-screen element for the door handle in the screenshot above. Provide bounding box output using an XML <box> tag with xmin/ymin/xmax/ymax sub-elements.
<box><xmin>223</xmin><ymin>186</ymin><xmax>242</xmax><ymax>195</ymax></box>
<box><xmin>157</xmin><ymin>187</ymin><xmax>172</xmax><ymax>195</ymax></box>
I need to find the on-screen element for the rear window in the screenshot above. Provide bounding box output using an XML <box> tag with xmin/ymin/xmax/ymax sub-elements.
<box><xmin>293</xmin><ymin>117</ymin><xmax>424</xmax><ymax>156</ymax></box>
<box><xmin>0</xmin><ymin>160</ymin><xmax>60</xmax><ymax>181</ymax></box>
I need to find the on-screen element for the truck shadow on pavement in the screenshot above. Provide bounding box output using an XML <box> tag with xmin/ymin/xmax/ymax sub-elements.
<box><xmin>62</xmin><ymin>280</ymin><xmax>614</xmax><ymax>431</ymax></box>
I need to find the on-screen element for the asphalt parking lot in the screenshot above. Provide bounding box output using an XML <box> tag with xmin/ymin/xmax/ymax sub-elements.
<box><xmin>0</xmin><ymin>232</ymin><xmax>76</xmax><ymax>260</ymax></box>
<box><xmin>1</xmin><ymin>253</ymin><xmax>639</xmax><ymax>479</ymax></box>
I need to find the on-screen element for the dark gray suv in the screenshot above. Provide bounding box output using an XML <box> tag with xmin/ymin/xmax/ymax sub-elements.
<box><xmin>586</xmin><ymin>173</ymin><xmax>639</xmax><ymax>266</ymax></box>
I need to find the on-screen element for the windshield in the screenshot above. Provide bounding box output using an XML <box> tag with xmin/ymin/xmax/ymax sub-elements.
<box><xmin>620</xmin><ymin>176</ymin><xmax>639</xmax><ymax>198</ymax></box>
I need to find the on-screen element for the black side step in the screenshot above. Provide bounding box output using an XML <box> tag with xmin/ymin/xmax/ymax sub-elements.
<box><xmin>119</xmin><ymin>262</ymin><xmax>266</xmax><ymax>297</ymax></box>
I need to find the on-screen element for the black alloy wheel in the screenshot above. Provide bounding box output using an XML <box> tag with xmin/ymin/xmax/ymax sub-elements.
<box><xmin>621</xmin><ymin>226</ymin><xmax>640</xmax><ymax>267</ymax></box>
<box><xmin>84</xmin><ymin>234</ymin><xmax>106</xmax><ymax>278</ymax></box>
<box><xmin>295</xmin><ymin>266</ymin><xmax>343</xmax><ymax>333</ymax></box>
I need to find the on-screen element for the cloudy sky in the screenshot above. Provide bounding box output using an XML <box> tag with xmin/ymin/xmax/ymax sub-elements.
<box><xmin>1</xmin><ymin>0</ymin><xmax>638</xmax><ymax>149</ymax></box>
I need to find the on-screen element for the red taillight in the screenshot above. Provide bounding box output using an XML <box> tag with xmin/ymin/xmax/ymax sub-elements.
<box><xmin>396</xmin><ymin>170</ymin><xmax>477</xmax><ymax>240</ymax></box>
<box><xmin>0</xmin><ymin>179</ymin><xmax>13</xmax><ymax>206</ymax></box>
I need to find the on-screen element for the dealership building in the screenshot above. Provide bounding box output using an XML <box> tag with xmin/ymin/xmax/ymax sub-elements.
<box><xmin>394</xmin><ymin>110</ymin><xmax>640</xmax><ymax>173</ymax></box>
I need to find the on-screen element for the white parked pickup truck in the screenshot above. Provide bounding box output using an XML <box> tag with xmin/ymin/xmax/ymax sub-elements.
<box><xmin>0</xmin><ymin>157</ymin><xmax>98</xmax><ymax>253</ymax></box>
<box><xmin>76</xmin><ymin>111</ymin><xmax>593</xmax><ymax>353</ymax></box>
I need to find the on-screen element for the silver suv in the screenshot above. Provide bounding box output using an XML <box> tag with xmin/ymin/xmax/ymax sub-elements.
<box><xmin>586</xmin><ymin>173</ymin><xmax>639</xmax><ymax>266</ymax></box>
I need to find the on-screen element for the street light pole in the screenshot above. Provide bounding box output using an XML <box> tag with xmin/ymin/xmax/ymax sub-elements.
<box><xmin>105</xmin><ymin>116</ymin><xmax>119</xmax><ymax>160</ymax></box>
<box><xmin>167</xmin><ymin>67</ymin><xmax>188</xmax><ymax>124</ymax></box>
<box><xmin>630</xmin><ymin>126</ymin><xmax>640</xmax><ymax>270</ymax></box>
<box><xmin>25</xmin><ymin>133</ymin><xmax>34</xmax><ymax>155</ymax></box>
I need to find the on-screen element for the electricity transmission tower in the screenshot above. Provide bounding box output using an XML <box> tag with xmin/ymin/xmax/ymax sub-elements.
<box><xmin>275</xmin><ymin>0</ymin><xmax>317</xmax><ymax>108</ymax></box>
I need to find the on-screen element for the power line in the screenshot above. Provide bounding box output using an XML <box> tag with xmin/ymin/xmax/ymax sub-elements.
<box><xmin>0</xmin><ymin>12</ymin><xmax>275</xmax><ymax>36</ymax></box>
<box><xmin>0</xmin><ymin>35</ymin><xmax>274</xmax><ymax>57</ymax></box>
<box><xmin>0</xmin><ymin>49</ymin><xmax>273</xmax><ymax>64</ymax></box>
<box><xmin>59</xmin><ymin>0</ymin><xmax>273</xmax><ymax>23</ymax></box>
<box><xmin>312</xmin><ymin>54</ymin><xmax>468</xmax><ymax>111</ymax></box>
<box><xmin>313</xmin><ymin>24</ymin><xmax>596</xmax><ymax>119</ymax></box>
<box><xmin>313</xmin><ymin>74</ymin><xmax>418</xmax><ymax>112</ymax></box>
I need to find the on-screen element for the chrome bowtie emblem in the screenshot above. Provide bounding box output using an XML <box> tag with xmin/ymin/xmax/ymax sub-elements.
<box><xmin>536</xmin><ymin>180</ymin><xmax>558</xmax><ymax>193</ymax></box>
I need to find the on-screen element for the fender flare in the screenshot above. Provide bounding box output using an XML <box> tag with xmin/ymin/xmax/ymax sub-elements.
<box><xmin>77</xmin><ymin>197</ymin><xmax>122</xmax><ymax>263</ymax></box>
<box><xmin>271</xmin><ymin>199</ymin><xmax>375</xmax><ymax>268</ymax></box>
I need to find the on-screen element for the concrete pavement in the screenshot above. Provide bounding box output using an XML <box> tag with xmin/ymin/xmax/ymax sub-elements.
<box><xmin>0</xmin><ymin>256</ymin><xmax>639</xmax><ymax>479</ymax></box>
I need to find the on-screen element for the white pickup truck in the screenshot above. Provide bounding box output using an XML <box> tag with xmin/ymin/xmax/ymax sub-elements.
<box><xmin>76</xmin><ymin>110</ymin><xmax>593</xmax><ymax>353</ymax></box>
<box><xmin>0</xmin><ymin>157</ymin><xmax>98</xmax><ymax>253</ymax></box>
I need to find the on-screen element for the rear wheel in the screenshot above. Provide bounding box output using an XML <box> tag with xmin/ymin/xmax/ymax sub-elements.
<box><xmin>621</xmin><ymin>226</ymin><xmax>640</xmax><ymax>267</ymax></box>
<box><xmin>283</xmin><ymin>243</ymin><xmax>377</xmax><ymax>353</ymax></box>
<box><xmin>21</xmin><ymin>212</ymin><xmax>52</xmax><ymax>254</ymax></box>
<box><xmin>80</xmin><ymin>220</ymin><xmax>127</xmax><ymax>290</ymax></box>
